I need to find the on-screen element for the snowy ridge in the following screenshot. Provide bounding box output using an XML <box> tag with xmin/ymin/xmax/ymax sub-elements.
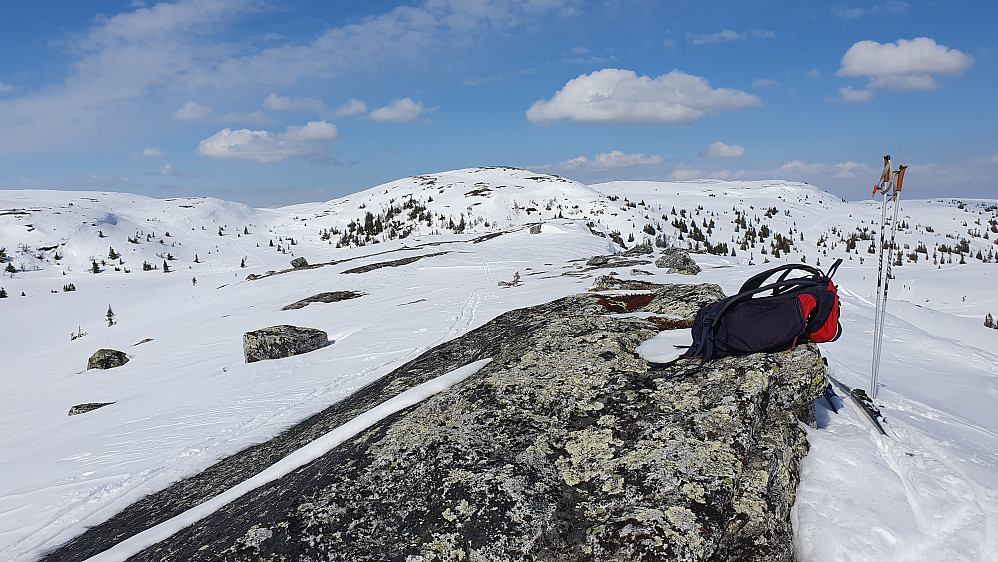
<box><xmin>2</xmin><ymin>167</ymin><xmax>997</xmax><ymax>560</ymax></box>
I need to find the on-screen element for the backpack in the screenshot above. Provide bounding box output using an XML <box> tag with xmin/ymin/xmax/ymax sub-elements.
<box><xmin>678</xmin><ymin>259</ymin><xmax>843</xmax><ymax>361</ymax></box>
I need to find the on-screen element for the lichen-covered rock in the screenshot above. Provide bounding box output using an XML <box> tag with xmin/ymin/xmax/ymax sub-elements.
<box><xmin>529</xmin><ymin>223</ymin><xmax>542</xmax><ymax>234</ymax></box>
<box><xmin>86</xmin><ymin>349</ymin><xmax>129</xmax><ymax>370</ymax></box>
<box><xmin>68</xmin><ymin>402</ymin><xmax>115</xmax><ymax>416</ymax></box>
<box><xmin>290</xmin><ymin>257</ymin><xmax>309</xmax><ymax>269</ymax></box>
<box><xmin>281</xmin><ymin>291</ymin><xmax>365</xmax><ymax>311</ymax></box>
<box><xmin>656</xmin><ymin>247</ymin><xmax>701</xmax><ymax>275</ymax></box>
<box><xmin>89</xmin><ymin>282</ymin><xmax>825</xmax><ymax>562</ymax></box>
<box><xmin>242</xmin><ymin>325</ymin><xmax>328</xmax><ymax>363</ymax></box>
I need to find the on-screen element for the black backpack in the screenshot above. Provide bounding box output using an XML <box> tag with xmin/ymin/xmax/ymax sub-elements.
<box><xmin>678</xmin><ymin>259</ymin><xmax>843</xmax><ymax>361</ymax></box>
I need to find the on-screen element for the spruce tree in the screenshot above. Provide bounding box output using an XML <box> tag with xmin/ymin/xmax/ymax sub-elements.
<box><xmin>163</xmin><ymin>260</ymin><xmax>170</xmax><ymax>273</ymax></box>
<box><xmin>106</xmin><ymin>304</ymin><xmax>116</xmax><ymax>326</ymax></box>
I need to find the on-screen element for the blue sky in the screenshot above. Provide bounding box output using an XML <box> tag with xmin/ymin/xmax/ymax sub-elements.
<box><xmin>1</xmin><ymin>0</ymin><xmax>995</xmax><ymax>207</ymax></box>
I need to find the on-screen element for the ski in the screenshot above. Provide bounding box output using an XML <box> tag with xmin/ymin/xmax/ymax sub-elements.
<box><xmin>826</xmin><ymin>373</ymin><xmax>888</xmax><ymax>436</ymax></box>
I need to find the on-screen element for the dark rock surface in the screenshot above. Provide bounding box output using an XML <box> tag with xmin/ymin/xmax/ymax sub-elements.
<box><xmin>68</xmin><ymin>402</ymin><xmax>115</xmax><ymax>416</ymax></box>
<box><xmin>656</xmin><ymin>248</ymin><xmax>702</xmax><ymax>275</ymax></box>
<box><xmin>48</xmin><ymin>283</ymin><xmax>826</xmax><ymax>562</ymax></box>
<box><xmin>529</xmin><ymin>223</ymin><xmax>542</xmax><ymax>234</ymax></box>
<box><xmin>86</xmin><ymin>349</ymin><xmax>129</xmax><ymax>370</ymax></box>
<box><xmin>282</xmin><ymin>291</ymin><xmax>366</xmax><ymax>311</ymax></box>
<box><xmin>242</xmin><ymin>325</ymin><xmax>328</xmax><ymax>363</ymax></box>
<box><xmin>290</xmin><ymin>257</ymin><xmax>309</xmax><ymax>269</ymax></box>
<box><xmin>341</xmin><ymin>251</ymin><xmax>449</xmax><ymax>274</ymax></box>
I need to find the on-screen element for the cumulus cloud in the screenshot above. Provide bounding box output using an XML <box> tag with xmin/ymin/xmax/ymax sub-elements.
<box><xmin>332</xmin><ymin>98</ymin><xmax>368</xmax><ymax>118</ymax></box>
<box><xmin>526</xmin><ymin>68</ymin><xmax>762</xmax><ymax>124</ymax></box>
<box><xmin>369</xmin><ymin>98</ymin><xmax>434</xmax><ymax>122</ymax></box>
<box><xmin>836</xmin><ymin>86</ymin><xmax>875</xmax><ymax>103</ymax></box>
<box><xmin>262</xmin><ymin>93</ymin><xmax>323</xmax><ymax>113</ymax></box>
<box><xmin>555</xmin><ymin>150</ymin><xmax>664</xmax><ymax>170</ymax></box>
<box><xmin>196</xmin><ymin>120</ymin><xmax>339</xmax><ymax>163</ymax></box>
<box><xmin>173</xmin><ymin>101</ymin><xmax>213</xmax><ymax>120</ymax></box>
<box><xmin>699</xmin><ymin>142</ymin><xmax>746</xmax><ymax>158</ymax></box>
<box><xmin>837</xmin><ymin>37</ymin><xmax>973</xmax><ymax>90</ymax></box>
<box><xmin>142</xmin><ymin>146</ymin><xmax>164</xmax><ymax>156</ymax></box>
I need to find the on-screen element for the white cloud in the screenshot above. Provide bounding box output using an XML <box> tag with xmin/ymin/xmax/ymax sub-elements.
<box><xmin>369</xmin><ymin>98</ymin><xmax>434</xmax><ymax>122</ymax></box>
<box><xmin>262</xmin><ymin>93</ymin><xmax>323</xmax><ymax>113</ymax></box>
<box><xmin>837</xmin><ymin>86</ymin><xmax>875</xmax><ymax>103</ymax></box>
<box><xmin>173</xmin><ymin>101</ymin><xmax>213</xmax><ymax>121</ymax></box>
<box><xmin>686</xmin><ymin>29</ymin><xmax>774</xmax><ymax>45</ymax></box>
<box><xmin>142</xmin><ymin>146</ymin><xmax>164</xmax><ymax>156</ymax></box>
<box><xmin>196</xmin><ymin>120</ymin><xmax>339</xmax><ymax>163</ymax></box>
<box><xmin>838</xmin><ymin>37</ymin><xmax>973</xmax><ymax>90</ymax></box>
<box><xmin>0</xmin><ymin>81</ymin><xmax>13</xmax><ymax>93</ymax></box>
<box><xmin>832</xmin><ymin>2</ymin><xmax>909</xmax><ymax>20</ymax></box>
<box><xmin>526</xmin><ymin>68</ymin><xmax>762</xmax><ymax>124</ymax></box>
<box><xmin>780</xmin><ymin>160</ymin><xmax>874</xmax><ymax>179</ymax></box>
<box><xmin>699</xmin><ymin>142</ymin><xmax>746</xmax><ymax>158</ymax></box>
<box><xmin>687</xmin><ymin>29</ymin><xmax>744</xmax><ymax>45</ymax></box>
<box><xmin>0</xmin><ymin>0</ymin><xmax>571</xmax><ymax>152</ymax></box>
<box><xmin>554</xmin><ymin>150</ymin><xmax>663</xmax><ymax>170</ymax></box>
<box><xmin>332</xmin><ymin>98</ymin><xmax>368</xmax><ymax>118</ymax></box>
<box><xmin>753</xmin><ymin>78</ymin><xmax>779</xmax><ymax>88</ymax></box>
<box><xmin>157</xmin><ymin>163</ymin><xmax>195</xmax><ymax>177</ymax></box>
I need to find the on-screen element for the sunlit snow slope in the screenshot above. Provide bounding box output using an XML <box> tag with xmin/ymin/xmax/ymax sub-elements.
<box><xmin>1</xmin><ymin>168</ymin><xmax>996</xmax><ymax>561</ymax></box>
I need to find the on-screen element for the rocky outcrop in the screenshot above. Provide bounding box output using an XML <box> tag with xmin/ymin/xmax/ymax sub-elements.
<box><xmin>656</xmin><ymin>247</ymin><xmax>702</xmax><ymax>275</ymax></box>
<box><xmin>290</xmin><ymin>257</ymin><xmax>309</xmax><ymax>269</ymax></box>
<box><xmin>86</xmin><ymin>349</ymin><xmax>129</xmax><ymax>370</ymax></box>
<box><xmin>242</xmin><ymin>325</ymin><xmax>328</xmax><ymax>363</ymax></box>
<box><xmin>282</xmin><ymin>291</ymin><xmax>365</xmax><ymax>311</ymax></box>
<box><xmin>529</xmin><ymin>223</ymin><xmax>542</xmax><ymax>234</ymax></box>
<box><xmin>50</xmin><ymin>282</ymin><xmax>826</xmax><ymax>562</ymax></box>
<box><xmin>68</xmin><ymin>402</ymin><xmax>115</xmax><ymax>416</ymax></box>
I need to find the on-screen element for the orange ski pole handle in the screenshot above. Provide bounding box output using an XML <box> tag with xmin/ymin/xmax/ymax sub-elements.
<box><xmin>894</xmin><ymin>165</ymin><xmax>907</xmax><ymax>194</ymax></box>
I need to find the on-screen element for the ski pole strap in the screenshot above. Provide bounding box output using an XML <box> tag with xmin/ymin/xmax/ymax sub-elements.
<box><xmin>825</xmin><ymin>258</ymin><xmax>843</xmax><ymax>279</ymax></box>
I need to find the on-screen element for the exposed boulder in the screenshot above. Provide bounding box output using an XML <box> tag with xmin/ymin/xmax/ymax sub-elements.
<box><xmin>242</xmin><ymin>325</ymin><xmax>328</xmax><ymax>363</ymax></box>
<box><xmin>656</xmin><ymin>247</ymin><xmax>702</xmax><ymax>275</ymax></box>
<box><xmin>87</xmin><ymin>349</ymin><xmax>129</xmax><ymax>370</ymax></box>
<box><xmin>529</xmin><ymin>223</ymin><xmax>542</xmax><ymax>234</ymax></box>
<box><xmin>282</xmin><ymin>291</ymin><xmax>365</xmax><ymax>311</ymax></box>
<box><xmin>65</xmin><ymin>283</ymin><xmax>826</xmax><ymax>562</ymax></box>
<box><xmin>68</xmin><ymin>402</ymin><xmax>115</xmax><ymax>416</ymax></box>
<box><xmin>290</xmin><ymin>257</ymin><xmax>309</xmax><ymax>269</ymax></box>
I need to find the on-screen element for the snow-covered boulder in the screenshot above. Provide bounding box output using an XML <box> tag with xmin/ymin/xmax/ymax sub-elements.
<box><xmin>242</xmin><ymin>325</ymin><xmax>328</xmax><ymax>363</ymax></box>
<box><xmin>656</xmin><ymin>247</ymin><xmax>701</xmax><ymax>275</ymax></box>
<box><xmin>86</xmin><ymin>349</ymin><xmax>129</xmax><ymax>370</ymax></box>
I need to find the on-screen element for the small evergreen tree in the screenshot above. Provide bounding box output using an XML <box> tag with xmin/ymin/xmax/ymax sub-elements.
<box><xmin>240</xmin><ymin>258</ymin><xmax>246</xmax><ymax>268</ymax></box>
<box><xmin>0</xmin><ymin>287</ymin><xmax>7</xmax><ymax>298</ymax></box>
<box><xmin>194</xmin><ymin>254</ymin><xmax>200</xmax><ymax>263</ymax></box>
<box><xmin>162</xmin><ymin>260</ymin><xmax>170</xmax><ymax>273</ymax></box>
<box><xmin>106</xmin><ymin>304</ymin><xmax>116</xmax><ymax>326</ymax></box>
<box><xmin>108</xmin><ymin>247</ymin><xmax>117</xmax><ymax>259</ymax></box>
<box><xmin>92</xmin><ymin>260</ymin><xmax>100</xmax><ymax>274</ymax></box>
<box><xmin>986</xmin><ymin>313</ymin><xmax>995</xmax><ymax>329</ymax></box>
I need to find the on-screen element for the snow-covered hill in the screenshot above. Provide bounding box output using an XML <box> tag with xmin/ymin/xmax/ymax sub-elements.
<box><xmin>1</xmin><ymin>168</ymin><xmax>997</xmax><ymax>560</ymax></box>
